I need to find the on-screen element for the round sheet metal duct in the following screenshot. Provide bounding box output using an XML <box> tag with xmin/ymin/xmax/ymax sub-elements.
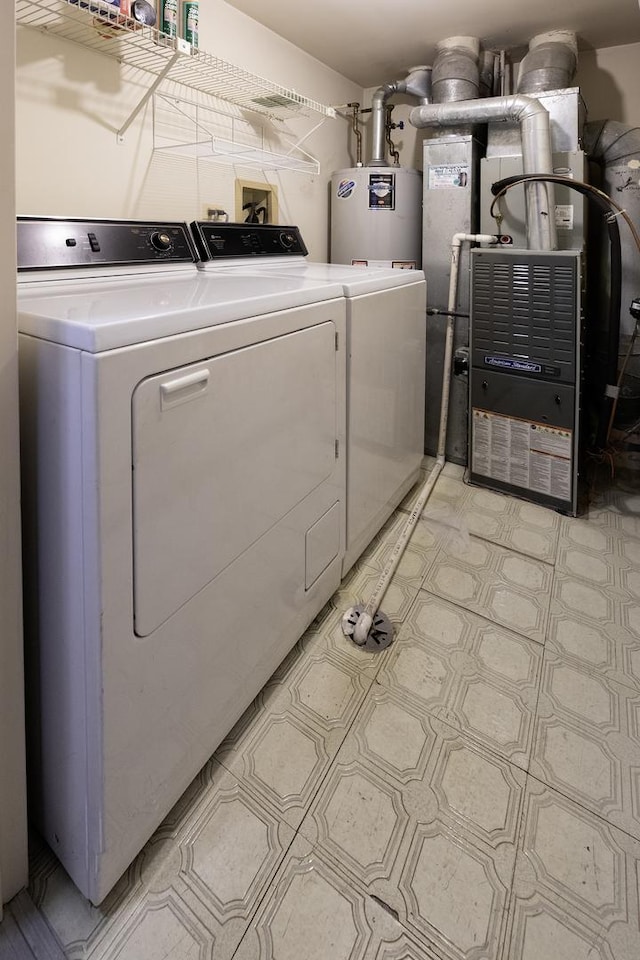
<box><xmin>585</xmin><ymin>119</ymin><xmax>640</xmax><ymax>339</ymax></box>
<box><xmin>432</xmin><ymin>36</ymin><xmax>480</xmax><ymax>103</ymax></box>
<box><xmin>517</xmin><ymin>30</ymin><xmax>578</xmax><ymax>94</ymax></box>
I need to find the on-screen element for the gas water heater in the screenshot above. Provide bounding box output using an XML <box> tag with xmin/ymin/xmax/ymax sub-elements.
<box><xmin>330</xmin><ymin>166</ymin><xmax>422</xmax><ymax>268</ymax></box>
<box><xmin>330</xmin><ymin>66</ymin><xmax>430</xmax><ymax>269</ymax></box>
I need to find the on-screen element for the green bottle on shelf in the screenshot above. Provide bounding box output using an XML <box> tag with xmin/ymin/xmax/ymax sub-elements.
<box><xmin>181</xmin><ymin>1</ymin><xmax>199</xmax><ymax>49</ymax></box>
<box><xmin>161</xmin><ymin>0</ymin><xmax>178</xmax><ymax>38</ymax></box>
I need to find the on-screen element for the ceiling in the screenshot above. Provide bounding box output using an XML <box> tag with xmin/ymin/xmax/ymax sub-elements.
<box><xmin>224</xmin><ymin>0</ymin><xmax>640</xmax><ymax>87</ymax></box>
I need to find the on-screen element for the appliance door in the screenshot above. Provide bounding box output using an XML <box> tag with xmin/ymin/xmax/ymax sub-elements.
<box><xmin>132</xmin><ymin>321</ymin><xmax>337</xmax><ymax>636</ymax></box>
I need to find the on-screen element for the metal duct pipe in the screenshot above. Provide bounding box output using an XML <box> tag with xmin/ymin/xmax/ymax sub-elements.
<box><xmin>370</xmin><ymin>65</ymin><xmax>432</xmax><ymax>166</ymax></box>
<box><xmin>584</xmin><ymin>119</ymin><xmax>640</xmax><ymax>165</ymax></box>
<box><xmin>518</xmin><ymin>30</ymin><xmax>578</xmax><ymax>94</ymax></box>
<box><xmin>585</xmin><ymin>119</ymin><xmax>640</xmax><ymax>339</ymax></box>
<box><xmin>432</xmin><ymin>36</ymin><xmax>480</xmax><ymax>103</ymax></box>
<box><xmin>410</xmin><ymin>95</ymin><xmax>558</xmax><ymax>249</ymax></box>
<box><xmin>479</xmin><ymin>50</ymin><xmax>497</xmax><ymax>98</ymax></box>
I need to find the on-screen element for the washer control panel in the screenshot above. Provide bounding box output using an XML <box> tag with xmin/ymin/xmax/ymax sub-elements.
<box><xmin>17</xmin><ymin>218</ymin><xmax>197</xmax><ymax>271</ymax></box>
<box><xmin>191</xmin><ymin>222</ymin><xmax>308</xmax><ymax>261</ymax></box>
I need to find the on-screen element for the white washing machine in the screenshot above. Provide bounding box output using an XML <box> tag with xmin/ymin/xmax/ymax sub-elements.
<box><xmin>18</xmin><ymin>217</ymin><xmax>346</xmax><ymax>903</ymax></box>
<box><xmin>191</xmin><ymin>222</ymin><xmax>427</xmax><ymax>573</ymax></box>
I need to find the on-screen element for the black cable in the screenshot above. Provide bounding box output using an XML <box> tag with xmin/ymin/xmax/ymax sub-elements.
<box><xmin>490</xmin><ymin>173</ymin><xmax>622</xmax><ymax>449</ymax></box>
<box><xmin>427</xmin><ymin>308</ymin><xmax>470</xmax><ymax>319</ymax></box>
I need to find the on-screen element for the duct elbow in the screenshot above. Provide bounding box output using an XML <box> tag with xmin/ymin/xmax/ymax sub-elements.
<box><xmin>409</xmin><ymin>95</ymin><xmax>548</xmax><ymax>129</ymax></box>
<box><xmin>372</xmin><ymin>83</ymin><xmax>398</xmax><ymax>109</ymax></box>
<box><xmin>503</xmin><ymin>94</ymin><xmax>549</xmax><ymax>123</ymax></box>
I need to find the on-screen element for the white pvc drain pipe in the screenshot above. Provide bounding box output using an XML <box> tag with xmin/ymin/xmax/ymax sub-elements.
<box><xmin>346</xmin><ymin>233</ymin><xmax>499</xmax><ymax>647</ymax></box>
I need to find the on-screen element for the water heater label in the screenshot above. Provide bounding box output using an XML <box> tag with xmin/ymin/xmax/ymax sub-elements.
<box><xmin>368</xmin><ymin>174</ymin><xmax>395</xmax><ymax>209</ymax></box>
<box><xmin>428</xmin><ymin>164</ymin><xmax>469</xmax><ymax>189</ymax></box>
<box><xmin>472</xmin><ymin>409</ymin><xmax>572</xmax><ymax>501</ymax></box>
<box><xmin>336</xmin><ymin>179</ymin><xmax>356</xmax><ymax>199</ymax></box>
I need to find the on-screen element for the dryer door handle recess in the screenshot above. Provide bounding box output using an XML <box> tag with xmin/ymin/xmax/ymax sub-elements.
<box><xmin>160</xmin><ymin>368</ymin><xmax>210</xmax><ymax>409</ymax></box>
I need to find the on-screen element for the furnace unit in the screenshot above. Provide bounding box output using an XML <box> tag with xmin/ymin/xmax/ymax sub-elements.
<box><xmin>469</xmin><ymin>247</ymin><xmax>583</xmax><ymax>515</ymax></box>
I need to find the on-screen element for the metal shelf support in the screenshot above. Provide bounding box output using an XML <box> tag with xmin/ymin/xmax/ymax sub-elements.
<box><xmin>117</xmin><ymin>49</ymin><xmax>184</xmax><ymax>142</ymax></box>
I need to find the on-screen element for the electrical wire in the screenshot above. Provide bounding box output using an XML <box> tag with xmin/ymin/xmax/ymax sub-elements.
<box><xmin>489</xmin><ymin>174</ymin><xmax>640</xmax><ymax>255</ymax></box>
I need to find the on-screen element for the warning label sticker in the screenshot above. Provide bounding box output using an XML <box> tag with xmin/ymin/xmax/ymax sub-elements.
<box><xmin>555</xmin><ymin>204</ymin><xmax>574</xmax><ymax>230</ymax></box>
<box><xmin>368</xmin><ymin>174</ymin><xmax>395</xmax><ymax>209</ymax></box>
<box><xmin>472</xmin><ymin>409</ymin><xmax>572</xmax><ymax>501</ymax></box>
<box><xmin>428</xmin><ymin>164</ymin><xmax>470</xmax><ymax>189</ymax></box>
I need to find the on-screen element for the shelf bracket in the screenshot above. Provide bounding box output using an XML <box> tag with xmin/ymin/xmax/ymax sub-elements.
<box><xmin>117</xmin><ymin>48</ymin><xmax>187</xmax><ymax>142</ymax></box>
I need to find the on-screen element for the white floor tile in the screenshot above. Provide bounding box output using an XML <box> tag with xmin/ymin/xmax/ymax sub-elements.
<box><xmin>530</xmin><ymin>650</ymin><xmax>640</xmax><ymax>840</ymax></box>
<box><xmin>233</xmin><ymin>835</ymin><xmax>439</xmax><ymax>960</ymax></box>
<box><xmin>25</xmin><ymin>478</ymin><xmax>640</xmax><ymax>960</ymax></box>
<box><xmin>30</xmin><ymin>762</ymin><xmax>295</xmax><ymax>960</ymax></box>
<box><xmin>422</xmin><ymin>535</ymin><xmax>553</xmax><ymax>643</ymax></box>
<box><xmin>298</xmin><ymin>685</ymin><xmax>525</xmax><ymax>960</ymax></box>
<box><xmin>376</xmin><ymin>592</ymin><xmax>542</xmax><ymax>769</ymax></box>
<box><xmin>503</xmin><ymin>779</ymin><xmax>640</xmax><ymax>959</ymax></box>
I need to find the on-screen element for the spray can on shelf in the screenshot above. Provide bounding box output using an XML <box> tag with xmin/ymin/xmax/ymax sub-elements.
<box><xmin>161</xmin><ymin>0</ymin><xmax>178</xmax><ymax>37</ymax></box>
<box><xmin>181</xmin><ymin>1</ymin><xmax>199</xmax><ymax>49</ymax></box>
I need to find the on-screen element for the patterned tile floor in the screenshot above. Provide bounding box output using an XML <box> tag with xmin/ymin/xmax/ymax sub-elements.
<box><xmin>25</xmin><ymin>468</ymin><xmax>640</xmax><ymax>960</ymax></box>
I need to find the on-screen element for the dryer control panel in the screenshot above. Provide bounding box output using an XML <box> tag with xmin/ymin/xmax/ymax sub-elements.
<box><xmin>191</xmin><ymin>222</ymin><xmax>308</xmax><ymax>261</ymax></box>
<box><xmin>17</xmin><ymin>218</ymin><xmax>197</xmax><ymax>271</ymax></box>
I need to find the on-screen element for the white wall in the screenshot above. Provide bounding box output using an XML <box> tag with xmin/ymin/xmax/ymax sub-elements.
<box><xmin>15</xmin><ymin>0</ymin><xmax>362</xmax><ymax>259</ymax></box>
<box><xmin>577</xmin><ymin>41</ymin><xmax>640</xmax><ymax>126</ymax></box>
<box><xmin>0</xmin><ymin>6</ymin><xmax>28</xmax><ymax>909</ymax></box>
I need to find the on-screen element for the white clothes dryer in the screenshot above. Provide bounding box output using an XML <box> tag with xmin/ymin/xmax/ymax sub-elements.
<box><xmin>18</xmin><ymin>217</ymin><xmax>346</xmax><ymax>903</ymax></box>
<box><xmin>191</xmin><ymin>222</ymin><xmax>427</xmax><ymax>573</ymax></box>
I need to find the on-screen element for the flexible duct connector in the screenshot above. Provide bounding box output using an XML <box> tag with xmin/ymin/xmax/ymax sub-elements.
<box><xmin>583</xmin><ymin>119</ymin><xmax>640</xmax><ymax>165</ymax></box>
<box><xmin>517</xmin><ymin>30</ymin><xmax>578</xmax><ymax>94</ymax></box>
<box><xmin>370</xmin><ymin>66</ymin><xmax>432</xmax><ymax>166</ymax></box>
<box><xmin>584</xmin><ymin>119</ymin><xmax>640</xmax><ymax>344</ymax></box>
<box><xmin>432</xmin><ymin>36</ymin><xmax>480</xmax><ymax>104</ymax></box>
<box><xmin>410</xmin><ymin>95</ymin><xmax>558</xmax><ymax>250</ymax></box>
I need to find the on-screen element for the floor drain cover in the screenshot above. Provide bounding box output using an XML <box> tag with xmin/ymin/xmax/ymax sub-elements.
<box><xmin>341</xmin><ymin>605</ymin><xmax>394</xmax><ymax>652</ymax></box>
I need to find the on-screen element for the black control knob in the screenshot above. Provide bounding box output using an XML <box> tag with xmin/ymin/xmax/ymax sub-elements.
<box><xmin>279</xmin><ymin>232</ymin><xmax>296</xmax><ymax>250</ymax></box>
<box><xmin>150</xmin><ymin>231</ymin><xmax>173</xmax><ymax>252</ymax></box>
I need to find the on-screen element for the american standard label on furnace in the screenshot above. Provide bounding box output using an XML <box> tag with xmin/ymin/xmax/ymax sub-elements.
<box><xmin>428</xmin><ymin>164</ymin><xmax>470</xmax><ymax>189</ymax></box>
<box><xmin>472</xmin><ymin>409</ymin><xmax>572</xmax><ymax>501</ymax></box>
<box><xmin>484</xmin><ymin>355</ymin><xmax>562</xmax><ymax>378</ymax></box>
<box><xmin>485</xmin><ymin>356</ymin><xmax>542</xmax><ymax>374</ymax></box>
